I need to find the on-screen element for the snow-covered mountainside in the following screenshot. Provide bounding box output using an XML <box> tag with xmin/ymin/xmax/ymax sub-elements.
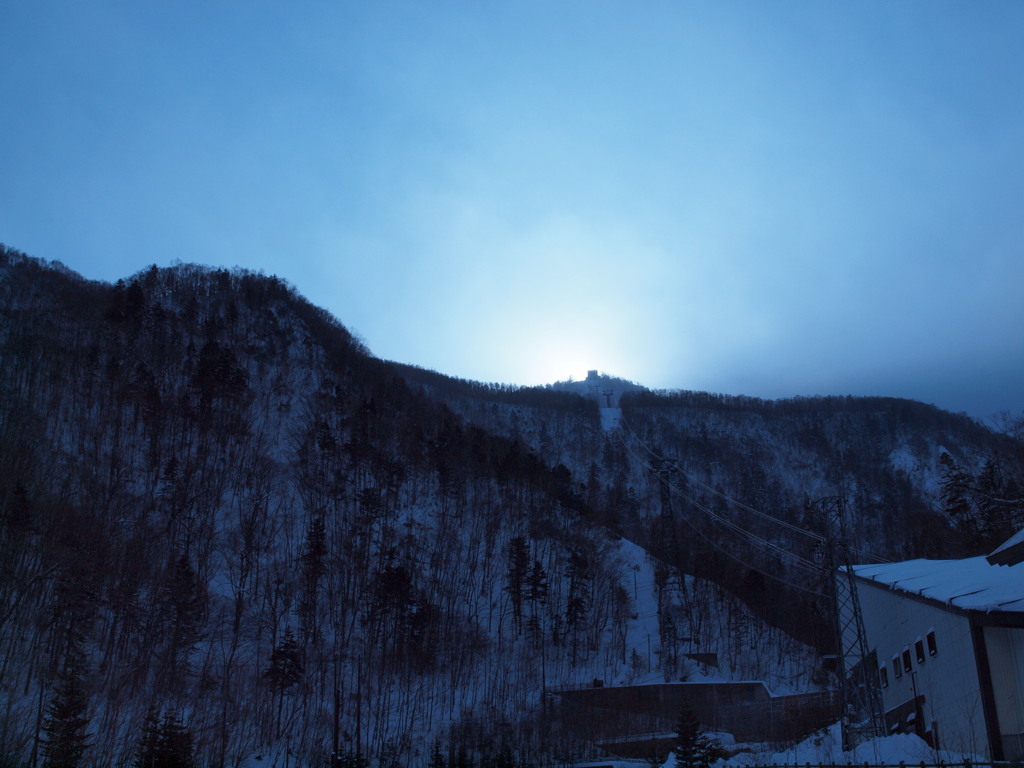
<box><xmin>1</xmin><ymin>246</ymin><xmax>1021</xmax><ymax>767</ymax></box>
<box><xmin>396</xmin><ymin>360</ymin><xmax>1023</xmax><ymax>650</ymax></box>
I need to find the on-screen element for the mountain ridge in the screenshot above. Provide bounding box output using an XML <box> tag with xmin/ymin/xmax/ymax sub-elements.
<box><xmin>1</xmin><ymin>245</ymin><xmax>1021</xmax><ymax>766</ymax></box>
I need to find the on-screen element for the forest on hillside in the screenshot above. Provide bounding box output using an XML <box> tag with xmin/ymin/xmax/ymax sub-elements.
<box><xmin>0</xmin><ymin>249</ymin><xmax>639</xmax><ymax>767</ymax></box>
<box><xmin>1</xmin><ymin>245</ymin><xmax>1022</xmax><ymax>768</ymax></box>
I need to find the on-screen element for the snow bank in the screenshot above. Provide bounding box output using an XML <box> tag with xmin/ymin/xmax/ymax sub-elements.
<box><xmin>715</xmin><ymin>722</ymin><xmax>983</xmax><ymax>767</ymax></box>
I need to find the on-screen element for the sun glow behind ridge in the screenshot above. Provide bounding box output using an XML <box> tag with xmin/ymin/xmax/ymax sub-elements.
<box><xmin>515</xmin><ymin>330</ymin><xmax>623</xmax><ymax>387</ymax></box>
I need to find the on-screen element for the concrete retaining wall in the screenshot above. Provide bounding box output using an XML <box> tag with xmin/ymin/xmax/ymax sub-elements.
<box><xmin>555</xmin><ymin>682</ymin><xmax>839</xmax><ymax>745</ymax></box>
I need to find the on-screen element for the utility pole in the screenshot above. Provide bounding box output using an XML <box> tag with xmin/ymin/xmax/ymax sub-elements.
<box><xmin>602</xmin><ymin>388</ymin><xmax>615</xmax><ymax>407</ymax></box>
<box><xmin>820</xmin><ymin>496</ymin><xmax>885</xmax><ymax>750</ymax></box>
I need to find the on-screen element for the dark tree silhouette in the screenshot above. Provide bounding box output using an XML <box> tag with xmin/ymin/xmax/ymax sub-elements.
<box><xmin>41</xmin><ymin>658</ymin><xmax>91</xmax><ymax>768</ymax></box>
<box><xmin>134</xmin><ymin>706</ymin><xmax>162</xmax><ymax>768</ymax></box>
<box><xmin>673</xmin><ymin>705</ymin><xmax>719</xmax><ymax>768</ymax></box>
<box><xmin>505</xmin><ymin>536</ymin><xmax>530</xmax><ymax>633</ymax></box>
<box><xmin>299</xmin><ymin>516</ymin><xmax>327</xmax><ymax>646</ymax></box>
<box><xmin>265</xmin><ymin>627</ymin><xmax>304</xmax><ymax>736</ymax></box>
<box><xmin>134</xmin><ymin>708</ymin><xmax>195</xmax><ymax>768</ymax></box>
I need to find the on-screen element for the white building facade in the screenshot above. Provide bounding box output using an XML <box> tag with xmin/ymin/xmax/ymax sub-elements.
<box><xmin>847</xmin><ymin>550</ymin><xmax>1024</xmax><ymax>760</ymax></box>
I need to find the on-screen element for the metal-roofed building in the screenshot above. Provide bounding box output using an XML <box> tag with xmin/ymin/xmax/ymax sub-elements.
<box><xmin>844</xmin><ymin>530</ymin><xmax>1024</xmax><ymax>760</ymax></box>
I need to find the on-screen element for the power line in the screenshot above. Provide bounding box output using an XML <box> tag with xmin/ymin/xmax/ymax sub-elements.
<box><xmin>618</xmin><ymin>414</ymin><xmax>887</xmax><ymax>565</ymax></box>
<box><xmin>664</xmin><ymin>474</ymin><xmax>821</xmax><ymax>571</ymax></box>
<box><xmin>619</xmin><ymin>415</ymin><xmax>825</xmax><ymax>543</ymax></box>
<box><xmin>615</xmin><ymin>407</ymin><xmax>888</xmax><ymax>738</ymax></box>
<box><xmin>617</xmin><ymin>422</ymin><xmax>820</xmax><ymax>568</ymax></box>
<box><xmin>625</xmin><ymin>492</ymin><xmax>829</xmax><ymax>601</ymax></box>
<box><xmin>655</xmin><ymin>473</ymin><xmax>829</xmax><ymax>600</ymax></box>
<box><xmin>617</xmin><ymin>431</ymin><xmax>823</xmax><ymax>577</ymax></box>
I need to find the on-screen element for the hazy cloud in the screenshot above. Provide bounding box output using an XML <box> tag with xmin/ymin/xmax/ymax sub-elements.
<box><xmin>2</xmin><ymin>1</ymin><xmax>1022</xmax><ymax>420</ymax></box>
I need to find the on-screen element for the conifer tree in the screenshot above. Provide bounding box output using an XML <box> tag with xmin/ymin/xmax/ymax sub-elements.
<box><xmin>156</xmin><ymin>711</ymin><xmax>196</xmax><ymax>768</ymax></box>
<box><xmin>565</xmin><ymin>549</ymin><xmax>590</xmax><ymax>663</ymax></box>
<box><xmin>526</xmin><ymin>558</ymin><xmax>549</xmax><ymax>650</ymax></box>
<box><xmin>265</xmin><ymin>627</ymin><xmax>304</xmax><ymax>690</ymax></box>
<box><xmin>160</xmin><ymin>554</ymin><xmax>207</xmax><ymax>691</ymax></box>
<box><xmin>264</xmin><ymin>627</ymin><xmax>304</xmax><ymax>736</ymax></box>
<box><xmin>527</xmin><ymin>559</ymin><xmax>548</xmax><ymax>606</ymax></box>
<box><xmin>134</xmin><ymin>706</ymin><xmax>162</xmax><ymax>768</ymax></box>
<box><xmin>673</xmin><ymin>705</ymin><xmax>719</xmax><ymax>768</ymax></box>
<box><xmin>134</xmin><ymin>709</ymin><xmax>196</xmax><ymax>768</ymax></box>
<box><xmin>427</xmin><ymin>740</ymin><xmax>446</xmax><ymax>768</ymax></box>
<box><xmin>134</xmin><ymin>708</ymin><xmax>195</xmax><ymax>768</ymax></box>
<box><xmin>164</xmin><ymin>555</ymin><xmax>207</xmax><ymax>654</ymax></box>
<box><xmin>299</xmin><ymin>516</ymin><xmax>327</xmax><ymax>645</ymax></box>
<box><xmin>41</xmin><ymin>658</ymin><xmax>91</xmax><ymax>768</ymax></box>
<box><xmin>505</xmin><ymin>536</ymin><xmax>530</xmax><ymax>633</ymax></box>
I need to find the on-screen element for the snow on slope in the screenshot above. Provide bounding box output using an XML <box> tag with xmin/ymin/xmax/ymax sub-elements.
<box><xmin>601</xmin><ymin>407</ymin><xmax>622</xmax><ymax>432</ymax></box>
<box><xmin>614</xmin><ymin>537</ymin><xmax>821</xmax><ymax>692</ymax></box>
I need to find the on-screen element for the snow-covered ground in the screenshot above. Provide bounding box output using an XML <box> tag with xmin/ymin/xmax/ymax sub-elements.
<box><xmin>601</xmin><ymin>407</ymin><xmax>622</xmax><ymax>432</ymax></box>
<box><xmin>580</xmin><ymin>724</ymin><xmax>983</xmax><ymax>768</ymax></box>
<box><xmin>613</xmin><ymin>537</ymin><xmax>822</xmax><ymax>692</ymax></box>
<box><xmin>720</xmin><ymin>722</ymin><xmax>982</xmax><ymax>767</ymax></box>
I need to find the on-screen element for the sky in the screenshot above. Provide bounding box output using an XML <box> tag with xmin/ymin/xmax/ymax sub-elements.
<box><xmin>2</xmin><ymin>2</ymin><xmax>1024</xmax><ymax>422</ymax></box>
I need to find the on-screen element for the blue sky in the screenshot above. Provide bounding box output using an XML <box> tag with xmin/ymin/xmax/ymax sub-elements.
<box><xmin>2</xmin><ymin>2</ymin><xmax>1023</xmax><ymax>421</ymax></box>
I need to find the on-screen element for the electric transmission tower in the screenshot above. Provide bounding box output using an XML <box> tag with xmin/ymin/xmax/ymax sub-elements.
<box><xmin>649</xmin><ymin>458</ymin><xmax>679</xmax><ymax>527</ymax></box>
<box><xmin>649</xmin><ymin>457</ymin><xmax>686</xmax><ymax>680</ymax></box>
<box><xmin>819</xmin><ymin>496</ymin><xmax>885</xmax><ymax>750</ymax></box>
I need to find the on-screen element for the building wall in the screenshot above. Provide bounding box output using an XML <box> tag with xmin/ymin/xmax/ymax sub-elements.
<box><xmin>984</xmin><ymin>626</ymin><xmax>1024</xmax><ymax>760</ymax></box>
<box><xmin>855</xmin><ymin>581</ymin><xmax>990</xmax><ymax>758</ymax></box>
<box><xmin>555</xmin><ymin>682</ymin><xmax>838</xmax><ymax>743</ymax></box>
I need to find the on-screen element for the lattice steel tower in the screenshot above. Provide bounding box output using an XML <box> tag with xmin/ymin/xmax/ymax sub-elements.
<box><xmin>820</xmin><ymin>496</ymin><xmax>885</xmax><ymax>750</ymax></box>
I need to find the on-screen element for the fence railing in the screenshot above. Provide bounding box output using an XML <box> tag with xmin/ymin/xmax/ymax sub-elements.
<box><xmin>572</xmin><ymin>761</ymin><xmax>1017</xmax><ymax>768</ymax></box>
<box><xmin>724</xmin><ymin>762</ymin><xmax>1016</xmax><ymax>768</ymax></box>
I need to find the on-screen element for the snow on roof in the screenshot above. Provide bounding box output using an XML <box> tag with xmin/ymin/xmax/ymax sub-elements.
<box><xmin>848</xmin><ymin>556</ymin><xmax>1024</xmax><ymax>613</ymax></box>
<box><xmin>986</xmin><ymin>526</ymin><xmax>1024</xmax><ymax>566</ymax></box>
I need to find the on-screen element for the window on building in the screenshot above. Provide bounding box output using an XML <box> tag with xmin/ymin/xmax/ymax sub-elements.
<box><xmin>902</xmin><ymin>648</ymin><xmax>913</xmax><ymax>673</ymax></box>
<box><xmin>915</xmin><ymin>638</ymin><xmax>926</xmax><ymax>664</ymax></box>
<box><xmin>927</xmin><ymin>630</ymin><xmax>937</xmax><ymax>656</ymax></box>
<box><xmin>879</xmin><ymin>665</ymin><xmax>889</xmax><ymax>688</ymax></box>
<box><xmin>893</xmin><ymin>656</ymin><xmax>902</xmax><ymax>679</ymax></box>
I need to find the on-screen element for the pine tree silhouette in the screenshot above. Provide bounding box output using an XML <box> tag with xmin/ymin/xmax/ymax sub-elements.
<box><xmin>427</xmin><ymin>740</ymin><xmax>446</xmax><ymax>768</ymax></box>
<box><xmin>41</xmin><ymin>657</ymin><xmax>91</xmax><ymax>768</ymax></box>
<box><xmin>673</xmin><ymin>705</ymin><xmax>719</xmax><ymax>768</ymax></box>
<box><xmin>264</xmin><ymin>627</ymin><xmax>304</xmax><ymax>736</ymax></box>
<box><xmin>134</xmin><ymin>706</ymin><xmax>162</xmax><ymax>768</ymax></box>
<box><xmin>133</xmin><ymin>707</ymin><xmax>195</xmax><ymax>768</ymax></box>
